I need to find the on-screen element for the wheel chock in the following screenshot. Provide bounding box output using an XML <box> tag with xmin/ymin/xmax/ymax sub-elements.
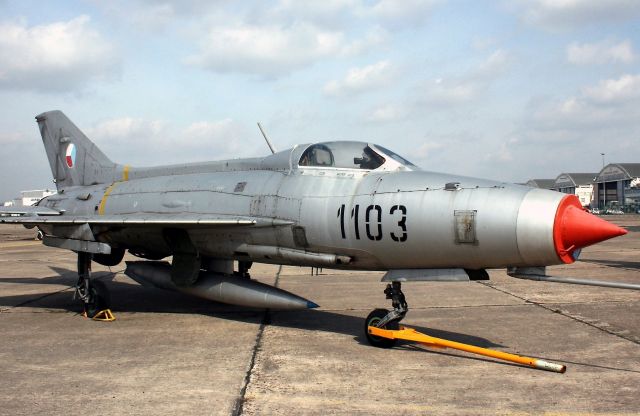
<box><xmin>92</xmin><ymin>309</ymin><xmax>116</xmax><ymax>321</ymax></box>
<box><xmin>82</xmin><ymin>309</ymin><xmax>116</xmax><ymax>322</ymax></box>
<box><xmin>368</xmin><ymin>326</ymin><xmax>566</xmax><ymax>373</ymax></box>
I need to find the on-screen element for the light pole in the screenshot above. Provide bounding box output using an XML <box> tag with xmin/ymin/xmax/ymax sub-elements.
<box><xmin>601</xmin><ymin>153</ymin><xmax>606</xmax><ymax>209</ymax></box>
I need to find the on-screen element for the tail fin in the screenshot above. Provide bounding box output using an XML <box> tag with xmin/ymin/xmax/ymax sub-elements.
<box><xmin>36</xmin><ymin>110</ymin><xmax>122</xmax><ymax>190</ymax></box>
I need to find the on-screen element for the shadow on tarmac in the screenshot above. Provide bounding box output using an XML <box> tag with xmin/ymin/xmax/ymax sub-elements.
<box><xmin>2</xmin><ymin>268</ymin><xmax>639</xmax><ymax>374</ymax></box>
<box><xmin>583</xmin><ymin>259</ymin><xmax>640</xmax><ymax>270</ymax></box>
<box><xmin>0</xmin><ymin>270</ymin><xmax>498</xmax><ymax>344</ymax></box>
<box><xmin>0</xmin><ymin>268</ymin><xmax>501</xmax><ymax>346</ymax></box>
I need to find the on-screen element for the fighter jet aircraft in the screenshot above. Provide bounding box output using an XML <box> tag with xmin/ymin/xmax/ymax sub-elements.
<box><xmin>1</xmin><ymin>110</ymin><xmax>636</xmax><ymax>349</ymax></box>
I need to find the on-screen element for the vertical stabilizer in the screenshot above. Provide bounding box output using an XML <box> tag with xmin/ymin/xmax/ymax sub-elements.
<box><xmin>36</xmin><ymin>110</ymin><xmax>119</xmax><ymax>190</ymax></box>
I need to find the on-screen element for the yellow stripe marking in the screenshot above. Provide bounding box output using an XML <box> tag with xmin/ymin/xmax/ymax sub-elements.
<box><xmin>122</xmin><ymin>165</ymin><xmax>130</xmax><ymax>181</ymax></box>
<box><xmin>98</xmin><ymin>183</ymin><xmax>116</xmax><ymax>215</ymax></box>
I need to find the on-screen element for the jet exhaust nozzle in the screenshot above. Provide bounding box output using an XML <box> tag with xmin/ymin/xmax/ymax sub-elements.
<box><xmin>124</xmin><ymin>261</ymin><xmax>318</xmax><ymax>310</ymax></box>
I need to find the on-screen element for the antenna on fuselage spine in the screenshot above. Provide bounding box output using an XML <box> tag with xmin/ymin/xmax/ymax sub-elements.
<box><xmin>257</xmin><ymin>122</ymin><xmax>276</xmax><ymax>154</ymax></box>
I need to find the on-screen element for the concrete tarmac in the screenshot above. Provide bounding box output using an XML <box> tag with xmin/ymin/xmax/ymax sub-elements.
<box><xmin>0</xmin><ymin>217</ymin><xmax>639</xmax><ymax>416</ymax></box>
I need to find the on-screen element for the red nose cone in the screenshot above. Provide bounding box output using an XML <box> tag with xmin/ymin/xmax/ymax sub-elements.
<box><xmin>554</xmin><ymin>195</ymin><xmax>627</xmax><ymax>263</ymax></box>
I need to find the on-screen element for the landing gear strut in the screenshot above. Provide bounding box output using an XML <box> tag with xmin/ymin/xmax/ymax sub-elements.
<box><xmin>365</xmin><ymin>281</ymin><xmax>408</xmax><ymax>348</ymax></box>
<box><xmin>74</xmin><ymin>252</ymin><xmax>111</xmax><ymax>318</ymax></box>
<box><xmin>235</xmin><ymin>261</ymin><xmax>253</xmax><ymax>279</ymax></box>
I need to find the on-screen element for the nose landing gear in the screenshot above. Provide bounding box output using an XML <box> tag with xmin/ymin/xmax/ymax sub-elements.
<box><xmin>363</xmin><ymin>281</ymin><xmax>566</xmax><ymax>372</ymax></box>
<box><xmin>365</xmin><ymin>281</ymin><xmax>407</xmax><ymax>348</ymax></box>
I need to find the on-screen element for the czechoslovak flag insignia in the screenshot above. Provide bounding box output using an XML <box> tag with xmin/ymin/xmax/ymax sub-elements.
<box><xmin>65</xmin><ymin>143</ymin><xmax>76</xmax><ymax>168</ymax></box>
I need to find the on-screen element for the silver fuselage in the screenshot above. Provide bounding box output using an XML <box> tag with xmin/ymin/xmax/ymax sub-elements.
<box><xmin>37</xmin><ymin>159</ymin><xmax>564</xmax><ymax>271</ymax></box>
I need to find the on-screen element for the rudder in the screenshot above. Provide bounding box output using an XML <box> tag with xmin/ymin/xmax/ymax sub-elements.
<box><xmin>36</xmin><ymin>110</ymin><xmax>119</xmax><ymax>190</ymax></box>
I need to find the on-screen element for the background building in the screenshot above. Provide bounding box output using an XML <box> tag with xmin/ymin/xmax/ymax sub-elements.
<box><xmin>551</xmin><ymin>173</ymin><xmax>596</xmax><ymax>208</ymax></box>
<box><xmin>21</xmin><ymin>189</ymin><xmax>56</xmax><ymax>206</ymax></box>
<box><xmin>3</xmin><ymin>198</ymin><xmax>21</xmax><ymax>207</ymax></box>
<box><xmin>525</xmin><ymin>179</ymin><xmax>555</xmax><ymax>189</ymax></box>
<box><xmin>593</xmin><ymin>163</ymin><xmax>640</xmax><ymax>211</ymax></box>
<box><xmin>3</xmin><ymin>189</ymin><xmax>56</xmax><ymax>207</ymax></box>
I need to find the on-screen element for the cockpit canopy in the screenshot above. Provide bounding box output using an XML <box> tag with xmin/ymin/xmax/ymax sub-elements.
<box><xmin>297</xmin><ymin>141</ymin><xmax>417</xmax><ymax>171</ymax></box>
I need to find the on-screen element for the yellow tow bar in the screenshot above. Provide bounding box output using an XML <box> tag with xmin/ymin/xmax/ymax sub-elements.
<box><xmin>368</xmin><ymin>326</ymin><xmax>566</xmax><ymax>373</ymax></box>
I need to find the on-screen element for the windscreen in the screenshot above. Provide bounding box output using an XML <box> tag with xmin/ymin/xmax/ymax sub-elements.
<box><xmin>299</xmin><ymin>142</ymin><xmax>385</xmax><ymax>170</ymax></box>
<box><xmin>372</xmin><ymin>144</ymin><xmax>417</xmax><ymax>168</ymax></box>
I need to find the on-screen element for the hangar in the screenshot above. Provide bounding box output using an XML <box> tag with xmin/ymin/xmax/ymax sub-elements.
<box><xmin>551</xmin><ymin>173</ymin><xmax>596</xmax><ymax>208</ymax></box>
<box><xmin>593</xmin><ymin>163</ymin><xmax>640</xmax><ymax>211</ymax></box>
<box><xmin>525</xmin><ymin>179</ymin><xmax>554</xmax><ymax>189</ymax></box>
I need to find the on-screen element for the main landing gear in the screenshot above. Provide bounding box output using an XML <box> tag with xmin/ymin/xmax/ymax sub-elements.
<box><xmin>364</xmin><ymin>281</ymin><xmax>407</xmax><ymax>348</ymax></box>
<box><xmin>74</xmin><ymin>252</ymin><xmax>114</xmax><ymax>320</ymax></box>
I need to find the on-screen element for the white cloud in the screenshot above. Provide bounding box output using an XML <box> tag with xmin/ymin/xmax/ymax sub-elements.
<box><xmin>182</xmin><ymin>119</ymin><xmax>246</xmax><ymax>152</ymax></box>
<box><xmin>0</xmin><ymin>16</ymin><xmax>119</xmax><ymax>92</ymax></box>
<box><xmin>363</xmin><ymin>0</ymin><xmax>441</xmax><ymax>27</ymax></box>
<box><xmin>472</xmin><ymin>36</ymin><xmax>498</xmax><ymax>51</ymax></box>
<box><xmin>96</xmin><ymin>0</ymin><xmax>225</xmax><ymax>30</ymax></box>
<box><xmin>419</xmin><ymin>49</ymin><xmax>509</xmax><ymax>106</ymax></box>
<box><xmin>122</xmin><ymin>3</ymin><xmax>176</xmax><ymax>29</ymax></box>
<box><xmin>367</xmin><ymin>104</ymin><xmax>407</xmax><ymax>122</ymax></box>
<box><xmin>268</xmin><ymin>0</ymin><xmax>359</xmax><ymax>28</ymax></box>
<box><xmin>96</xmin><ymin>1</ymin><xmax>388</xmax><ymax>78</ymax></box>
<box><xmin>88</xmin><ymin>117</ymin><xmax>166</xmax><ymax>141</ymax></box>
<box><xmin>275</xmin><ymin>0</ymin><xmax>357</xmax><ymax>14</ymax></box>
<box><xmin>324</xmin><ymin>60</ymin><xmax>393</xmax><ymax>96</ymax></box>
<box><xmin>0</xmin><ymin>126</ymin><xmax>54</xmax><ymax>202</ymax></box>
<box><xmin>0</xmin><ymin>131</ymin><xmax>27</xmax><ymax>145</ymax></box>
<box><xmin>512</xmin><ymin>0</ymin><xmax>640</xmax><ymax>29</ymax></box>
<box><xmin>338</xmin><ymin>27</ymin><xmax>388</xmax><ymax>56</ymax></box>
<box><xmin>478</xmin><ymin>49</ymin><xmax>509</xmax><ymax>75</ymax></box>
<box><xmin>185</xmin><ymin>22</ymin><xmax>368</xmax><ymax>77</ymax></box>
<box><xmin>512</xmin><ymin>81</ymin><xmax>640</xmax><ymax>181</ymax></box>
<box><xmin>422</xmin><ymin>78</ymin><xmax>478</xmax><ymax>105</ymax></box>
<box><xmin>525</xmin><ymin>74</ymin><xmax>640</xmax><ymax>142</ymax></box>
<box><xmin>363</xmin><ymin>49</ymin><xmax>510</xmax><ymax>122</ymax></box>
<box><xmin>484</xmin><ymin>138</ymin><xmax>518</xmax><ymax>163</ymax></box>
<box><xmin>567</xmin><ymin>39</ymin><xmax>635</xmax><ymax>65</ymax></box>
<box><xmin>415</xmin><ymin>141</ymin><xmax>445</xmax><ymax>158</ymax></box>
<box><xmin>86</xmin><ymin>116</ymin><xmax>254</xmax><ymax>165</ymax></box>
<box><xmin>582</xmin><ymin>74</ymin><xmax>640</xmax><ymax>103</ymax></box>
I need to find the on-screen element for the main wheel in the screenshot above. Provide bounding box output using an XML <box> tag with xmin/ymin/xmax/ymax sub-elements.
<box><xmin>84</xmin><ymin>280</ymin><xmax>111</xmax><ymax>318</ymax></box>
<box><xmin>364</xmin><ymin>308</ymin><xmax>399</xmax><ymax>348</ymax></box>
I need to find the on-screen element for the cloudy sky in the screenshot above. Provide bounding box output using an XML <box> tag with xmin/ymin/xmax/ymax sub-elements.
<box><xmin>1</xmin><ymin>0</ymin><xmax>639</xmax><ymax>201</ymax></box>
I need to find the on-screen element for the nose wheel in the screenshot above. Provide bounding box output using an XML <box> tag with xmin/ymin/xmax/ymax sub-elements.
<box><xmin>365</xmin><ymin>282</ymin><xmax>407</xmax><ymax>348</ymax></box>
<box><xmin>365</xmin><ymin>309</ymin><xmax>399</xmax><ymax>348</ymax></box>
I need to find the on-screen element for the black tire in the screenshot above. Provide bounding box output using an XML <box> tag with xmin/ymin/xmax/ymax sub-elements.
<box><xmin>84</xmin><ymin>280</ymin><xmax>111</xmax><ymax>318</ymax></box>
<box><xmin>93</xmin><ymin>248</ymin><xmax>125</xmax><ymax>267</ymax></box>
<box><xmin>364</xmin><ymin>308</ymin><xmax>399</xmax><ymax>348</ymax></box>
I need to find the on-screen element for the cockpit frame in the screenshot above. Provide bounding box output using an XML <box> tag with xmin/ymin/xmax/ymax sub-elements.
<box><xmin>296</xmin><ymin>141</ymin><xmax>417</xmax><ymax>172</ymax></box>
